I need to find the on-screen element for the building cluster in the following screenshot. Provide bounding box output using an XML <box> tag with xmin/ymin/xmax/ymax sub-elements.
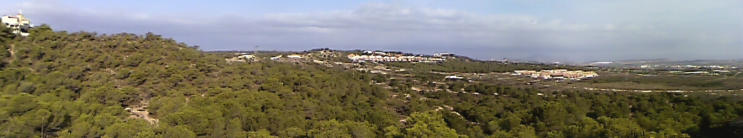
<box><xmin>270</xmin><ymin>54</ymin><xmax>303</xmax><ymax>60</ymax></box>
<box><xmin>347</xmin><ymin>51</ymin><xmax>446</xmax><ymax>63</ymax></box>
<box><xmin>225</xmin><ymin>53</ymin><xmax>256</xmax><ymax>63</ymax></box>
<box><xmin>1</xmin><ymin>11</ymin><xmax>32</xmax><ymax>36</ymax></box>
<box><xmin>667</xmin><ymin>70</ymin><xmax>730</xmax><ymax>76</ymax></box>
<box><xmin>514</xmin><ymin>69</ymin><xmax>598</xmax><ymax>80</ymax></box>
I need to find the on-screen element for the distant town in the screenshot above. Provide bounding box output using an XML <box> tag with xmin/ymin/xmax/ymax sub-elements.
<box><xmin>514</xmin><ymin>69</ymin><xmax>599</xmax><ymax>80</ymax></box>
<box><xmin>347</xmin><ymin>51</ymin><xmax>450</xmax><ymax>63</ymax></box>
<box><xmin>223</xmin><ymin>49</ymin><xmax>456</xmax><ymax>64</ymax></box>
<box><xmin>587</xmin><ymin>60</ymin><xmax>742</xmax><ymax>77</ymax></box>
<box><xmin>214</xmin><ymin>49</ymin><xmax>743</xmax><ymax>95</ymax></box>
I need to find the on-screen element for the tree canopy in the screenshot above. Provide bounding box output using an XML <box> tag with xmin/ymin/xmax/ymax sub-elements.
<box><xmin>0</xmin><ymin>25</ymin><xmax>741</xmax><ymax>137</ymax></box>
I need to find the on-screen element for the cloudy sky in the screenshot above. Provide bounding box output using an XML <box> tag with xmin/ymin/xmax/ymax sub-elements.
<box><xmin>2</xmin><ymin>0</ymin><xmax>742</xmax><ymax>62</ymax></box>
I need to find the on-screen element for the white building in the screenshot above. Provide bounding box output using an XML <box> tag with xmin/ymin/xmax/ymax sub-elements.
<box><xmin>270</xmin><ymin>55</ymin><xmax>283</xmax><ymax>60</ymax></box>
<box><xmin>239</xmin><ymin>54</ymin><xmax>255</xmax><ymax>60</ymax></box>
<box><xmin>515</xmin><ymin>69</ymin><xmax>598</xmax><ymax>80</ymax></box>
<box><xmin>1</xmin><ymin>11</ymin><xmax>31</xmax><ymax>36</ymax></box>
<box><xmin>287</xmin><ymin>54</ymin><xmax>302</xmax><ymax>59</ymax></box>
<box><xmin>445</xmin><ymin>76</ymin><xmax>464</xmax><ymax>80</ymax></box>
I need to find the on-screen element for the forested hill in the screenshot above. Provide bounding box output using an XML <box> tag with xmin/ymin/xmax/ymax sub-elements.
<box><xmin>0</xmin><ymin>25</ymin><xmax>405</xmax><ymax>137</ymax></box>
<box><xmin>1</xmin><ymin>25</ymin><xmax>743</xmax><ymax>138</ymax></box>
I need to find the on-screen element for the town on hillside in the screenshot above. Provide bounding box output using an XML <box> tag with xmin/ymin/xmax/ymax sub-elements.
<box><xmin>347</xmin><ymin>50</ymin><xmax>450</xmax><ymax>63</ymax></box>
<box><xmin>214</xmin><ymin>48</ymin><xmax>743</xmax><ymax>94</ymax></box>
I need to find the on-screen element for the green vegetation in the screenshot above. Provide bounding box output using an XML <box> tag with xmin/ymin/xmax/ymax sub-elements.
<box><xmin>0</xmin><ymin>25</ymin><xmax>742</xmax><ymax>137</ymax></box>
<box><xmin>586</xmin><ymin>72</ymin><xmax>743</xmax><ymax>90</ymax></box>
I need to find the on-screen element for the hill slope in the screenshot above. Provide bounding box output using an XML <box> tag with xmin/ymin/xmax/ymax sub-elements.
<box><xmin>0</xmin><ymin>25</ymin><xmax>742</xmax><ymax>137</ymax></box>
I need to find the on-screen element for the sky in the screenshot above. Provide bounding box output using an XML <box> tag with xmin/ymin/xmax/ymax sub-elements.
<box><xmin>2</xmin><ymin>0</ymin><xmax>742</xmax><ymax>62</ymax></box>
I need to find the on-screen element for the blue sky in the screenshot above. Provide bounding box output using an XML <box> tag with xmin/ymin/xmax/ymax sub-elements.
<box><xmin>2</xmin><ymin>0</ymin><xmax>742</xmax><ymax>62</ymax></box>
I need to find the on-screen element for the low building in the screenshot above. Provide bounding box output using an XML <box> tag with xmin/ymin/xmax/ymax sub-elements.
<box><xmin>270</xmin><ymin>55</ymin><xmax>282</xmax><ymax>60</ymax></box>
<box><xmin>445</xmin><ymin>76</ymin><xmax>464</xmax><ymax>80</ymax></box>
<box><xmin>514</xmin><ymin>70</ymin><xmax>537</xmax><ymax>76</ymax></box>
<box><xmin>238</xmin><ymin>54</ymin><xmax>255</xmax><ymax>60</ymax></box>
<box><xmin>225</xmin><ymin>54</ymin><xmax>255</xmax><ymax>63</ymax></box>
<box><xmin>287</xmin><ymin>54</ymin><xmax>302</xmax><ymax>59</ymax></box>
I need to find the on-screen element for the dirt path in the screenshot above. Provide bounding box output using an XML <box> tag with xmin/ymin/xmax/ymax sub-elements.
<box><xmin>8</xmin><ymin>44</ymin><xmax>14</xmax><ymax>56</ymax></box>
<box><xmin>7</xmin><ymin>44</ymin><xmax>15</xmax><ymax>62</ymax></box>
<box><xmin>127</xmin><ymin>100</ymin><xmax>159</xmax><ymax>124</ymax></box>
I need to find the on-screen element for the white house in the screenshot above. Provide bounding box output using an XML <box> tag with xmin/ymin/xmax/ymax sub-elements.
<box><xmin>270</xmin><ymin>55</ymin><xmax>282</xmax><ymax>60</ymax></box>
<box><xmin>445</xmin><ymin>76</ymin><xmax>464</xmax><ymax>80</ymax></box>
<box><xmin>287</xmin><ymin>54</ymin><xmax>302</xmax><ymax>59</ymax></box>
<box><xmin>1</xmin><ymin>11</ymin><xmax>32</xmax><ymax>36</ymax></box>
<box><xmin>238</xmin><ymin>54</ymin><xmax>255</xmax><ymax>60</ymax></box>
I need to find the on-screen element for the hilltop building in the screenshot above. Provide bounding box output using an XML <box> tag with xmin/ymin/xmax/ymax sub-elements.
<box><xmin>1</xmin><ymin>11</ymin><xmax>32</xmax><ymax>36</ymax></box>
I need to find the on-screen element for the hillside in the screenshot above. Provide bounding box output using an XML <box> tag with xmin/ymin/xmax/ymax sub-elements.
<box><xmin>1</xmin><ymin>26</ymin><xmax>743</xmax><ymax>137</ymax></box>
